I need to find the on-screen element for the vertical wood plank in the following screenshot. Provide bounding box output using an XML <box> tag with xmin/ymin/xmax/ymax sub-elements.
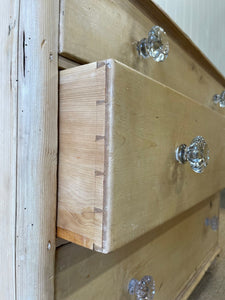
<box><xmin>0</xmin><ymin>1</ymin><xmax>19</xmax><ymax>299</ymax></box>
<box><xmin>16</xmin><ymin>1</ymin><xmax>59</xmax><ymax>298</ymax></box>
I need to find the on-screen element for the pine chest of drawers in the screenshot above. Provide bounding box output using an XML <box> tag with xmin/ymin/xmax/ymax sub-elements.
<box><xmin>56</xmin><ymin>0</ymin><xmax>225</xmax><ymax>299</ymax></box>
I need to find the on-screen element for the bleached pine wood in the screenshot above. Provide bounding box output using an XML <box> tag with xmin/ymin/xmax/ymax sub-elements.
<box><xmin>58</xmin><ymin>59</ymin><xmax>225</xmax><ymax>252</ymax></box>
<box><xmin>59</xmin><ymin>0</ymin><xmax>225</xmax><ymax>115</ymax></box>
<box><xmin>0</xmin><ymin>1</ymin><xmax>19</xmax><ymax>299</ymax></box>
<box><xmin>16</xmin><ymin>1</ymin><xmax>59</xmax><ymax>299</ymax></box>
<box><xmin>55</xmin><ymin>194</ymin><xmax>219</xmax><ymax>300</ymax></box>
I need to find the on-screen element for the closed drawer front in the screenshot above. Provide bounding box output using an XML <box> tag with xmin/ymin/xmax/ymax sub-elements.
<box><xmin>59</xmin><ymin>0</ymin><xmax>225</xmax><ymax>113</ymax></box>
<box><xmin>58</xmin><ymin>59</ymin><xmax>225</xmax><ymax>252</ymax></box>
<box><xmin>56</xmin><ymin>195</ymin><xmax>219</xmax><ymax>300</ymax></box>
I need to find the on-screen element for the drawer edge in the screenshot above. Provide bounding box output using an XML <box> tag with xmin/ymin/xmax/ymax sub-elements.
<box><xmin>176</xmin><ymin>245</ymin><xmax>220</xmax><ymax>300</ymax></box>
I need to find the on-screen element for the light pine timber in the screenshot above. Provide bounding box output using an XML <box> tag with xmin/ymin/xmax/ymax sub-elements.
<box><xmin>16</xmin><ymin>0</ymin><xmax>59</xmax><ymax>299</ymax></box>
<box><xmin>0</xmin><ymin>1</ymin><xmax>19</xmax><ymax>298</ymax></box>
<box><xmin>58</xmin><ymin>59</ymin><xmax>225</xmax><ymax>252</ymax></box>
<box><xmin>59</xmin><ymin>0</ymin><xmax>225</xmax><ymax>115</ymax></box>
<box><xmin>57</xmin><ymin>56</ymin><xmax>80</xmax><ymax>249</ymax></box>
<box><xmin>176</xmin><ymin>247</ymin><xmax>220</xmax><ymax>300</ymax></box>
<box><xmin>59</xmin><ymin>55</ymin><xmax>80</xmax><ymax>70</ymax></box>
<box><xmin>58</xmin><ymin>62</ymin><xmax>106</xmax><ymax>250</ymax></box>
<box><xmin>55</xmin><ymin>194</ymin><xmax>220</xmax><ymax>300</ymax></box>
<box><xmin>188</xmin><ymin>208</ymin><xmax>225</xmax><ymax>300</ymax></box>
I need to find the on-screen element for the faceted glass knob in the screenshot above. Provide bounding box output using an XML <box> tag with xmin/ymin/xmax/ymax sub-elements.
<box><xmin>137</xmin><ymin>26</ymin><xmax>169</xmax><ymax>62</ymax></box>
<box><xmin>175</xmin><ymin>136</ymin><xmax>209</xmax><ymax>173</ymax></box>
<box><xmin>137</xmin><ymin>38</ymin><xmax>151</xmax><ymax>59</ymax></box>
<box><xmin>205</xmin><ymin>216</ymin><xmax>219</xmax><ymax>231</ymax></box>
<box><xmin>128</xmin><ymin>275</ymin><xmax>155</xmax><ymax>300</ymax></box>
<box><xmin>213</xmin><ymin>90</ymin><xmax>225</xmax><ymax>107</ymax></box>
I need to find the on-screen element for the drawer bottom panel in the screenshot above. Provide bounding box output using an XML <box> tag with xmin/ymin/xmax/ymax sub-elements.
<box><xmin>55</xmin><ymin>194</ymin><xmax>219</xmax><ymax>300</ymax></box>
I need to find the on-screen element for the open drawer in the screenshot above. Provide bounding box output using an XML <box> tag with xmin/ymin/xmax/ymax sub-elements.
<box><xmin>58</xmin><ymin>59</ymin><xmax>225</xmax><ymax>253</ymax></box>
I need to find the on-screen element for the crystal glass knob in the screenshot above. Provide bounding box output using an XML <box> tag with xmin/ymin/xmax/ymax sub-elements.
<box><xmin>205</xmin><ymin>216</ymin><xmax>219</xmax><ymax>231</ymax></box>
<box><xmin>128</xmin><ymin>275</ymin><xmax>155</xmax><ymax>300</ymax></box>
<box><xmin>175</xmin><ymin>136</ymin><xmax>209</xmax><ymax>173</ymax></box>
<box><xmin>213</xmin><ymin>90</ymin><xmax>225</xmax><ymax>107</ymax></box>
<box><xmin>137</xmin><ymin>26</ymin><xmax>169</xmax><ymax>62</ymax></box>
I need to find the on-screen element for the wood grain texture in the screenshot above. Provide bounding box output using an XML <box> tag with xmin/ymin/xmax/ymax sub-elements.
<box><xmin>107</xmin><ymin>60</ymin><xmax>225</xmax><ymax>251</ymax></box>
<box><xmin>16</xmin><ymin>1</ymin><xmax>59</xmax><ymax>299</ymax></box>
<box><xmin>176</xmin><ymin>247</ymin><xmax>220</xmax><ymax>300</ymax></box>
<box><xmin>152</xmin><ymin>0</ymin><xmax>225</xmax><ymax>78</ymax></box>
<box><xmin>188</xmin><ymin>208</ymin><xmax>225</xmax><ymax>300</ymax></box>
<box><xmin>59</xmin><ymin>0</ymin><xmax>225</xmax><ymax>115</ymax></box>
<box><xmin>57</xmin><ymin>55</ymin><xmax>80</xmax><ymax>250</ymax></box>
<box><xmin>58</xmin><ymin>62</ymin><xmax>106</xmax><ymax>250</ymax></box>
<box><xmin>0</xmin><ymin>1</ymin><xmax>19</xmax><ymax>299</ymax></box>
<box><xmin>55</xmin><ymin>195</ymin><xmax>219</xmax><ymax>300</ymax></box>
<box><xmin>130</xmin><ymin>0</ymin><xmax>225</xmax><ymax>85</ymax></box>
<box><xmin>58</xmin><ymin>60</ymin><xmax>225</xmax><ymax>252</ymax></box>
<box><xmin>59</xmin><ymin>55</ymin><xmax>80</xmax><ymax>70</ymax></box>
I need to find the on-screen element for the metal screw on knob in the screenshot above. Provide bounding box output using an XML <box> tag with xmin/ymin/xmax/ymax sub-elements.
<box><xmin>137</xmin><ymin>25</ymin><xmax>169</xmax><ymax>62</ymax></box>
<box><xmin>175</xmin><ymin>136</ymin><xmax>209</xmax><ymax>173</ymax></box>
<box><xmin>213</xmin><ymin>90</ymin><xmax>225</xmax><ymax>107</ymax></box>
<box><xmin>128</xmin><ymin>275</ymin><xmax>155</xmax><ymax>300</ymax></box>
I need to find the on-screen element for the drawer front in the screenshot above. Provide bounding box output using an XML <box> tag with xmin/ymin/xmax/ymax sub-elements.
<box><xmin>59</xmin><ymin>0</ymin><xmax>225</xmax><ymax>113</ymax></box>
<box><xmin>58</xmin><ymin>60</ymin><xmax>225</xmax><ymax>252</ymax></box>
<box><xmin>56</xmin><ymin>195</ymin><xmax>219</xmax><ymax>300</ymax></box>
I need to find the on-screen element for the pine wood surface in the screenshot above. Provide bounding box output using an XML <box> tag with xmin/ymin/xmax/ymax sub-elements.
<box><xmin>56</xmin><ymin>56</ymin><xmax>80</xmax><ymax>249</ymax></box>
<box><xmin>58</xmin><ymin>62</ymin><xmax>106</xmax><ymax>249</ymax></box>
<box><xmin>55</xmin><ymin>195</ymin><xmax>219</xmax><ymax>300</ymax></box>
<box><xmin>188</xmin><ymin>208</ymin><xmax>225</xmax><ymax>300</ymax></box>
<box><xmin>0</xmin><ymin>1</ymin><xmax>19</xmax><ymax>298</ymax></box>
<box><xmin>176</xmin><ymin>247</ymin><xmax>220</xmax><ymax>300</ymax></box>
<box><xmin>15</xmin><ymin>1</ymin><xmax>59</xmax><ymax>298</ymax></box>
<box><xmin>59</xmin><ymin>0</ymin><xmax>225</xmax><ymax>115</ymax></box>
<box><xmin>59</xmin><ymin>55</ymin><xmax>79</xmax><ymax>70</ymax></box>
<box><xmin>130</xmin><ymin>0</ymin><xmax>225</xmax><ymax>85</ymax></box>
<box><xmin>58</xmin><ymin>59</ymin><xmax>225</xmax><ymax>252</ymax></box>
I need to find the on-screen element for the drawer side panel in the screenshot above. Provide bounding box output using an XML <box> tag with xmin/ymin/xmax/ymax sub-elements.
<box><xmin>58</xmin><ymin>62</ymin><xmax>106</xmax><ymax>249</ymax></box>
